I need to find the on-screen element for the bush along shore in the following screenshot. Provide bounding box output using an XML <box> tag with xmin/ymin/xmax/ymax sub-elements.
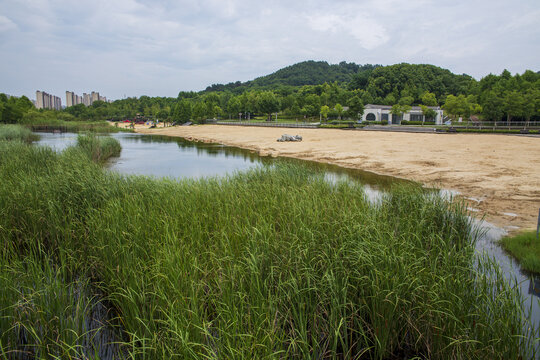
<box><xmin>0</xmin><ymin>124</ymin><xmax>40</xmax><ymax>143</ymax></box>
<box><xmin>501</xmin><ymin>231</ymin><xmax>540</xmax><ymax>274</ymax></box>
<box><xmin>0</xmin><ymin>136</ymin><xmax>538</xmax><ymax>359</ymax></box>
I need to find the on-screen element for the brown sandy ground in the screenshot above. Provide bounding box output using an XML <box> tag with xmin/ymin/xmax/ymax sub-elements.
<box><xmin>119</xmin><ymin>123</ymin><xmax>540</xmax><ymax>232</ymax></box>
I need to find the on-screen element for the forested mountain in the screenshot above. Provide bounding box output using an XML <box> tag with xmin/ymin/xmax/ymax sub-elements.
<box><xmin>205</xmin><ymin>61</ymin><xmax>379</xmax><ymax>93</ymax></box>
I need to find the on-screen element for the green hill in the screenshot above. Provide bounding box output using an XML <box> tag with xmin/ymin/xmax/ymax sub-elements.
<box><xmin>204</xmin><ymin>61</ymin><xmax>379</xmax><ymax>93</ymax></box>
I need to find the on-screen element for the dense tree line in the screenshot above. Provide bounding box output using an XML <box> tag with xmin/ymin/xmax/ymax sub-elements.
<box><xmin>2</xmin><ymin>62</ymin><xmax>539</xmax><ymax>125</ymax></box>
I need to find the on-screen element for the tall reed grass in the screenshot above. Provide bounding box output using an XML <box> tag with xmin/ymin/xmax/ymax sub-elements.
<box><xmin>74</xmin><ymin>133</ymin><xmax>122</xmax><ymax>163</ymax></box>
<box><xmin>21</xmin><ymin>116</ymin><xmax>128</xmax><ymax>133</ymax></box>
<box><xmin>0</xmin><ymin>138</ymin><xmax>537</xmax><ymax>359</ymax></box>
<box><xmin>0</xmin><ymin>124</ymin><xmax>39</xmax><ymax>143</ymax></box>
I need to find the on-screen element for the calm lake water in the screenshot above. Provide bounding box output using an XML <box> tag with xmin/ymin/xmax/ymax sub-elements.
<box><xmin>35</xmin><ymin>131</ymin><xmax>540</xmax><ymax>345</ymax></box>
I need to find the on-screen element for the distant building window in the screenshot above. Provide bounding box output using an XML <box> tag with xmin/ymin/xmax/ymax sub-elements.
<box><xmin>410</xmin><ymin>114</ymin><xmax>423</xmax><ymax>122</ymax></box>
<box><xmin>382</xmin><ymin>114</ymin><xmax>389</xmax><ymax>122</ymax></box>
<box><xmin>366</xmin><ymin>113</ymin><xmax>376</xmax><ymax>121</ymax></box>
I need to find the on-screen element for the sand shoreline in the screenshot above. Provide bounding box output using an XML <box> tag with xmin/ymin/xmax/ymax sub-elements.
<box><xmin>120</xmin><ymin>123</ymin><xmax>540</xmax><ymax>232</ymax></box>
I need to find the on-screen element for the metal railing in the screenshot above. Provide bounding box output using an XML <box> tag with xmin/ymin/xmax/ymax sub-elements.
<box><xmin>216</xmin><ymin>121</ymin><xmax>319</xmax><ymax>129</ymax></box>
<box><xmin>449</xmin><ymin>120</ymin><xmax>540</xmax><ymax>129</ymax></box>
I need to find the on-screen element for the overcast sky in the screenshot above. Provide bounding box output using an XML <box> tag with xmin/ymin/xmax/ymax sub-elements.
<box><xmin>1</xmin><ymin>0</ymin><xmax>539</xmax><ymax>101</ymax></box>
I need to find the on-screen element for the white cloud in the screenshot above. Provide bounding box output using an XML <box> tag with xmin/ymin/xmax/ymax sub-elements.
<box><xmin>0</xmin><ymin>15</ymin><xmax>17</xmax><ymax>32</ymax></box>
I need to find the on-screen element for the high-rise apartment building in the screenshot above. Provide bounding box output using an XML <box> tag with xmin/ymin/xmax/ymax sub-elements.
<box><xmin>64</xmin><ymin>90</ymin><xmax>110</xmax><ymax>107</ymax></box>
<box><xmin>83</xmin><ymin>93</ymin><xmax>91</xmax><ymax>106</ymax></box>
<box><xmin>66</xmin><ymin>91</ymin><xmax>74</xmax><ymax>107</ymax></box>
<box><xmin>36</xmin><ymin>90</ymin><xmax>62</xmax><ymax>110</ymax></box>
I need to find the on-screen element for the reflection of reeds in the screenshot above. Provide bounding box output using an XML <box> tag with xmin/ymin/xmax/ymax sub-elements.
<box><xmin>0</xmin><ymin>139</ymin><xmax>537</xmax><ymax>359</ymax></box>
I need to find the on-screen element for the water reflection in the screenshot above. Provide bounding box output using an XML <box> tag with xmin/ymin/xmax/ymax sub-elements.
<box><xmin>473</xmin><ymin>218</ymin><xmax>540</xmax><ymax>329</ymax></box>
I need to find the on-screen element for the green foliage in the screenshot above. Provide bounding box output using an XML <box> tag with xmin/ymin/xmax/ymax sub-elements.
<box><xmin>257</xmin><ymin>91</ymin><xmax>280</xmax><ymax>120</ymax></box>
<box><xmin>420</xmin><ymin>105</ymin><xmax>438</xmax><ymax>121</ymax></box>
<box><xmin>399</xmin><ymin>96</ymin><xmax>414</xmax><ymax>106</ymax></box>
<box><xmin>191</xmin><ymin>102</ymin><xmax>207</xmax><ymax>122</ymax></box>
<box><xmin>347</xmin><ymin>95</ymin><xmax>364</xmax><ymax>119</ymax></box>
<box><xmin>0</xmin><ymin>94</ymin><xmax>30</xmax><ymax>123</ymax></box>
<box><xmin>172</xmin><ymin>99</ymin><xmax>192</xmax><ymax>123</ymax></box>
<box><xmin>365</xmin><ymin>63</ymin><xmax>474</xmax><ymax>104</ymax></box>
<box><xmin>334</xmin><ymin>103</ymin><xmax>344</xmax><ymax>119</ymax></box>
<box><xmin>319</xmin><ymin>123</ymin><xmax>359</xmax><ymax>128</ymax></box>
<box><xmin>443</xmin><ymin>94</ymin><xmax>481</xmax><ymax>120</ymax></box>
<box><xmin>390</xmin><ymin>104</ymin><xmax>411</xmax><ymax>120</ymax></box>
<box><xmin>421</xmin><ymin>91</ymin><xmax>438</xmax><ymax>106</ymax></box>
<box><xmin>501</xmin><ymin>231</ymin><xmax>540</xmax><ymax>274</ymax></box>
<box><xmin>320</xmin><ymin>105</ymin><xmax>330</xmax><ymax>120</ymax></box>
<box><xmin>0</xmin><ymin>124</ymin><xmax>39</xmax><ymax>143</ymax></box>
<box><xmin>0</xmin><ymin>142</ymin><xmax>537</xmax><ymax>358</ymax></box>
<box><xmin>73</xmin><ymin>133</ymin><xmax>122</xmax><ymax>163</ymax></box>
<box><xmin>481</xmin><ymin>91</ymin><xmax>505</xmax><ymax>121</ymax></box>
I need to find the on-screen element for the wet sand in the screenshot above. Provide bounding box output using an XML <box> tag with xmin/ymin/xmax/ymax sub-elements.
<box><xmin>122</xmin><ymin>123</ymin><xmax>540</xmax><ymax>232</ymax></box>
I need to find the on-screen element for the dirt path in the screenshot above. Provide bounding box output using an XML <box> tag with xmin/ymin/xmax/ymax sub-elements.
<box><xmin>122</xmin><ymin>123</ymin><xmax>540</xmax><ymax>232</ymax></box>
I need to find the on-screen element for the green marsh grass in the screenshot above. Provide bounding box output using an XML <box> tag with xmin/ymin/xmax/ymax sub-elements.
<box><xmin>501</xmin><ymin>231</ymin><xmax>540</xmax><ymax>274</ymax></box>
<box><xmin>0</xmin><ymin>124</ymin><xmax>39</xmax><ymax>143</ymax></box>
<box><xmin>21</xmin><ymin>116</ymin><xmax>130</xmax><ymax>133</ymax></box>
<box><xmin>75</xmin><ymin>133</ymin><xmax>122</xmax><ymax>163</ymax></box>
<box><xmin>0</xmin><ymin>138</ymin><xmax>538</xmax><ymax>359</ymax></box>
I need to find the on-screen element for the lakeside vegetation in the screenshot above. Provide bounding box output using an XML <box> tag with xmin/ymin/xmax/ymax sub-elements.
<box><xmin>0</xmin><ymin>124</ymin><xmax>40</xmax><ymax>143</ymax></box>
<box><xmin>501</xmin><ymin>231</ymin><xmax>540</xmax><ymax>274</ymax></box>
<box><xmin>0</xmin><ymin>134</ymin><xmax>537</xmax><ymax>358</ymax></box>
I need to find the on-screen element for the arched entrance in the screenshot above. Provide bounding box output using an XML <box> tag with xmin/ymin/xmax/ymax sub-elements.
<box><xmin>366</xmin><ymin>113</ymin><xmax>376</xmax><ymax>121</ymax></box>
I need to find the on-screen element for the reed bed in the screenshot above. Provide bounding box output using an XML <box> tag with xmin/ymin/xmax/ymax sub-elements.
<box><xmin>0</xmin><ymin>124</ymin><xmax>39</xmax><ymax>143</ymax></box>
<box><xmin>74</xmin><ymin>133</ymin><xmax>122</xmax><ymax>163</ymax></box>
<box><xmin>0</xmin><ymin>138</ymin><xmax>537</xmax><ymax>359</ymax></box>
<box><xmin>23</xmin><ymin>117</ymin><xmax>128</xmax><ymax>133</ymax></box>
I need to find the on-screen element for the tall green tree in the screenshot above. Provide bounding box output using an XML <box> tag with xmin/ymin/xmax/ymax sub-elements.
<box><xmin>320</xmin><ymin>105</ymin><xmax>330</xmax><ymax>122</ymax></box>
<box><xmin>191</xmin><ymin>102</ymin><xmax>206</xmax><ymax>123</ymax></box>
<box><xmin>502</xmin><ymin>90</ymin><xmax>523</xmax><ymax>125</ymax></box>
<box><xmin>257</xmin><ymin>91</ymin><xmax>280</xmax><ymax>121</ymax></box>
<box><xmin>173</xmin><ymin>99</ymin><xmax>192</xmax><ymax>123</ymax></box>
<box><xmin>481</xmin><ymin>91</ymin><xmax>504</xmax><ymax>122</ymax></box>
<box><xmin>334</xmin><ymin>104</ymin><xmax>344</xmax><ymax>120</ymax></box>
<box><xmin>522</xmin><ymin>89</ymin><xmax>539</xmax><ymax>126</ymax></box>
<box><xmin>226</xmin><ymin>97</ymin><xmax>242</xmax><ymax>119</ymax></box>
<box><xmin>347</xmin><ymin>95</ymin><xmax>364</xmax><ymax>120</ymax></box>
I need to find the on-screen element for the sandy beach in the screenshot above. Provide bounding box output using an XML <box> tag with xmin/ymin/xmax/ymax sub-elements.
<box><xmin>122</xmin><ymin>123</ymin><xmax>540</xmax><ymax>231</ymax></box>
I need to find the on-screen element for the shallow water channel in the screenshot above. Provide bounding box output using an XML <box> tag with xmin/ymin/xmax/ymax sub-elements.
<box><xmin>35</xmin><ymin>131</ymin><xmax>540</xmax><ymax>352</ymax></box>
